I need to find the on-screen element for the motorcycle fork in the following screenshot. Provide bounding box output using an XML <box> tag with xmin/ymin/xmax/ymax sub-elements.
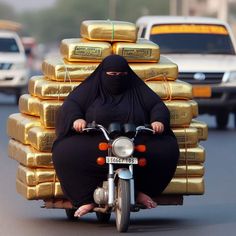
<box><xmin>107</xmin><ymin>146</ymin><xmax>135</xmax><ymax>206</ymax></box>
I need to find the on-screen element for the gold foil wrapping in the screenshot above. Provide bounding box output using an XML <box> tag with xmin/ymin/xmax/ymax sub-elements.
<box><xmin>16</xmin><ymin>179</ymin><xmax>63</xmax><ymax>200</ymax></box>
<box><xmin>17</xmin><ymin>165</ymin><xmax>57</xmax><ymax>186</ymax></box>
<box><xmin>190</xmin><ymin>119</ymin><xmax>208</xmax><ymax>141</ymax></box>
<box><xmin>19</xmin><ymin>94</ymin><xmax>40</xmax><ymax>116</ymax></box>
<box><xmin>80</xmin><ymin>20</ymin><xmax>137</xmax><ymax>42</ymax></box>
<box><xmin>188</xmin><ymin>100</ymin><xmax>199</xmax><ymax>118</ymax></box>
<box><xmin>113</xmin><ymin>38</ymin><xmax>160</xmax><ymax>62</ymax></box>
<box><xmin>163</xmin><ymin>177</ymin><xmax>204</xmax><ymax>195</ymax></box>
<box><xmin>7</xmin><ymin>113</ymin><xmax>41</xmax><ymax>144</ymax></box>
<box><xmin>60</xmin><ymin>38</ymin><xmax>112</xmax><ymax>62</ymax></box>
<box><xmin>130</xmin><ymin>56</ymin><xmax>178</xmax><ymax>81</ymax></box>
<box><xmin>28</xmin><ymin>76</ymin><xmax>80</xmax><ymax>99</ymax></box>
<box><xmin>173</xmin><ymin>127</ymin><xmax>199</xmax><ymax>148</ymax></box>
<box><xmin>18</xmin><ymin>94</ymin><xmax>63</xmax><ymax>128</ymax></box>
<box><xmin>38</xmin><ymin>101</ymin><xmax>62</xmax><ymax>128</ymax></box>
<box><xmin>29</xmin><ymin>76</ymin><xmax>192</xmax><ymax>101</ymax></box>
<box><xmin>17</xmin><ymin>164</ymin><xmax>203</xmax><ymax>187</ymax></box>
<box><xmin>165</xmin><ymin>101</ymin><xmax>193</xmax><ymax>126</ymax></box>
<box><xmin>179</xmin><ymin>145</ymin><xmax>205</xmax><ymax>164</ymax></box>
<box><xmin>8</xmin><ymin>139</ymin><xmax>53</xmax><ymax>168</ymax></box>
<box><xmin>8</xmin><ymin>139</ymin><xmax>205</xmax><ymax>168</ymax></box>
<box><xmin>28</xmin><ymin>127</ymin><xmax>56</xmax><ymax>152</ymax></box>
<box><xmin>175</xmin><ymin>164</ymin><xmax>204</xmax><ymax>177</ymax></box>
<box><xmin>42</xmin><ymin>58</ymin><xmax>99</xmax><ymax>82</ymax></box>
<box><xmin>42</xmin><ymin>56</ymin><xmax>178</xmax><ymax>82</ymax></box>
<box><xmin>7</xmin><ymin>114</ymin><xmax>56</xmax><ymax>150</ymax></box>
<box><xmin>16</xmin><ymin>177</ymin><xmax>204</xmax><ymax>200</ymax></box>
<box><xmin>146</xmin><ymin>80</ymin><xmax>192</xmax><ymax>100</ymax></box>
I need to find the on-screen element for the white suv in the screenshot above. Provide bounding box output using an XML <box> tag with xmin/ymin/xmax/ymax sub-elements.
<box><xmin>0</xmin><ymin>30</ymin><xmax>29</xmax><ymax>103</ymax></box>
<box><xmin>136</xmin><ymin>16</ymin><xmax>236</xmax><ymax>129</ymax></box>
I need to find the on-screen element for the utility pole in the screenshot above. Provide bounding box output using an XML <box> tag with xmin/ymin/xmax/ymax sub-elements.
<box><xmin>108</xmin><ymin>0</ymin><xmax>117</xmax><ymax>20</ymax></box>
<box><xmin>218</xmin><ymin>0</ymin><xmax>228</xmax><ymax>21</ymax></box>
<box><xmin>170</xmin><ymin>0</ymin><xmax>189</xmax><ymax>16</ymax></box>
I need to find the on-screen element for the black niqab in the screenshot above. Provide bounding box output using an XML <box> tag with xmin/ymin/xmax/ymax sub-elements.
<box><xmin>55</xmin><ymin>55</ymin><xmax>171</xmax><ymax>141</ymax></box>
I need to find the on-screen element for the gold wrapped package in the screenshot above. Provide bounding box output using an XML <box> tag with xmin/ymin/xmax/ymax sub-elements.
<box><xmin>28</xmin><ymin>127</ymin><xmax>56</xmax><ymax>152</ymax></box>
<box><xmin>8</xmin><ymin>139</ymin><xmax>53</xmax><ymax>168</ymax></box>
<box><xmin>165</xmin><ymin>101</ymin><xmax>193</xmax><ymax>126</ymax></box>
<box><xmin>113</xmin><ymin>38</ymin><xmax>160</xmax><ymax>62</ymax></box>
<box><xmin>16</xmin><ymin>176</ymin><xmax>204</xmax><ymax>200</ymax></box>
<box><xmin>16</xmin><ymin>179</ymin><xmax>63</xmax><ymax>200</ymax></box>
<box><xmin>18</xmin><ymin>97</ymin><xmax>196</xmax><ymax>129</ymax></box>
<box><xmin>29</xmin><ymin>76</ymin><xmax>192</xmax><ymax>101</ymax></box>
<box><xmin>7</xmin><ymin>113</ymin><xmax>41</xmax><ymax>144</ymax></box>
<box><xmin>172</xmin><ymin>127</ymin><xmax>199</xmax><ymax>148</ymax></box>
<box><xmin>190</xmin><ymin>119</ymin><xmax>208</xmax><ymax>141</ymax></box>
<box><xmin>174</xmin><ymin>164</ymin><xmax>204</xmax><ymax>178</ymax></box>
<box><xmin>17</xmin><ymin>165</ymin><xmax>57</xmax><ymax>186</ymax></box>
<box><xmin>42</xmin><ymin>57</ymin><xmax>99</xmax><ymax>82</ymax></box>
<box><xmin>174</xmin><ymin>164</ymin><xmax>204</xmax><ymax>177</ymax></box>
<box><xmin>17</xmin><ymin>164</ymin><xmax>203</xmax><ymax>187</ymax></box>
<box><xmin>28</xmin><ymin>76</ymin><xmax>80</xmax><ymax>99</ymax></box>
<box><xmin>19</xmin><ymin>94</ymin><xmax>63</xmax><ymax>128</ymax></box>
<box><xmin>179</xmin><ymin>145</ymin><xmax>205</xmax><ymax>164</ymax></box>
<box><xmin>130</xmin><ymin>56</ymin><xmax>178</xmax><ymax>81</ymax></box>
<box><xmin>80</xmin><ymin>20</ymin><xmax>137</xmax><ymax>42</ymax></box>
<box><xmin>60</xmin><ymin>38</ymin><xmax>112</xmax><ymax>62</ymax></box>
<box><xmin>19</xmin><ymin>94</ymin><xmax>40</xmax><ymax>116</ymax></box>
<box><xmin>146</xmin><ymin>80</ymin><xmax>192</xmax><ymax>100</ymax></box>
<box><xmin>188</xmin><ymin>100</ymin><xmax>199</xmax><ymax>118</ymax></box>
<box><xmin>38</xmin><ymin>100</ymin><xmax>62</xmax><ymax>128</ymax></box>
<box><xmin>163</xmin><ymin>177</ymin><xmax>204</xmax><ymax>195</ymax></box>
<box><xmin>42</xmin><ymin>56</ymin><xmax>178</xmax><ymax>82</ymax></box>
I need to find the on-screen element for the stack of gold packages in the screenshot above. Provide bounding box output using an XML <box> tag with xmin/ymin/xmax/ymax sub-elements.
<box><xmin>7</xmin><ymin>20</ymin><xmax>207</xmax><ymax>201</ymax></box>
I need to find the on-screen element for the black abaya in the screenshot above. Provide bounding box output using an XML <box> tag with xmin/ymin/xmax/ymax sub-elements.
<box><xmin>52</xmin><ymin>55</ymin><xmax>179</xmax><ymax>207</ymax></box>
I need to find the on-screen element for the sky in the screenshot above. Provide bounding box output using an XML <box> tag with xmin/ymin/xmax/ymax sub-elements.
<box><xmin>0</xmin><ymin>0</ymin><xmax>57</xmax><ymax>12</ymax></box>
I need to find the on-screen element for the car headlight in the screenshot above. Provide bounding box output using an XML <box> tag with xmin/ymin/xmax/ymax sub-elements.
<box><xmin>112</xmin><ymin>137</ymin><xmax>134</xmax><ymax>158</ymax></box>
<box><xmin>222</xmin><ymin>71</ymin><xmax>236</xmax><ymax>83</ymax></box>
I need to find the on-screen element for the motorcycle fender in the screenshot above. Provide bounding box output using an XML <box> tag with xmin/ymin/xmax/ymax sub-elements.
<box><xmin>116</xmin><ymin>168</ymin><xmax>132</xmax><ymax>180</ymax></box>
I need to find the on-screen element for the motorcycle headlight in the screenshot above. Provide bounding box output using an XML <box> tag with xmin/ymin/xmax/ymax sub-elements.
<box><xmin>222</xmin><ymin>71</ymin><xmax>236</xmax><ymax>83</ymax></box>
<box><xmin>112</xmin><ymin>137</ymin><xmax>134</xmax><ymax>158</ymax></box>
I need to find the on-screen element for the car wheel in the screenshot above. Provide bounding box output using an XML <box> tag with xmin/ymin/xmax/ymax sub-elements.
<box><xmin>215</xmin><ymin>111</ymin><xmax>229</xmax><ymax>129</ymax></box>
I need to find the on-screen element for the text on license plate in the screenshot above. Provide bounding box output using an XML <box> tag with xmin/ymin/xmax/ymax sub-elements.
<box><xmin>106</xmin><ymin>156</ymin><xmax>138</xmax><ymax>164</ymax></box>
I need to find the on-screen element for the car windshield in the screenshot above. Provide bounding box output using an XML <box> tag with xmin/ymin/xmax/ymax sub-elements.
<box><xmin>150</xmin><ymin>24</ymin><xmax>235</xmax><ymax>54</ymax></box>
<box><xmin>0</xmin><ymin>38</ymin><xmax>20</xmax><ymax>53</ymax></box>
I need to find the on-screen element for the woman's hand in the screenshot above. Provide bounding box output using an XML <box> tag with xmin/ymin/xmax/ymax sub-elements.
<box><xmin>151</xmin><ymin>121</ymin><xmax>164</xmax><ymax>133</ymax></box>
<box><xmin>73</xmin><ymin>119</ymin><xmax>87</xmax><ymax>132</ymax></box>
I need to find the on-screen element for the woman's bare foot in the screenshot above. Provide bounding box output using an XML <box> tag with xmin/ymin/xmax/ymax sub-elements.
<box><xmin>74</xmin><ymin>203</ymin><xmax>95</xmax><ymax>218</ymax></box>
<box><xmin>136</xmin><ymin>192</ymin><xmax>157</xmax><ymax>209</ymax></box>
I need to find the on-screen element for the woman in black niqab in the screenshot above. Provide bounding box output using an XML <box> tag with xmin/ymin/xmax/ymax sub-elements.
<box><xmin>52</xmin><ymin>55</ymin><xmax>179</xmax><ymax>217</ymax></box>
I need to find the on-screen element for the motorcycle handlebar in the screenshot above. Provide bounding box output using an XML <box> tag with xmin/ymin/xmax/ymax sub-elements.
<box><xmin>84</xmin><ymin>122</ymin><xmax>154</xmax><ymax>134</ymax></box>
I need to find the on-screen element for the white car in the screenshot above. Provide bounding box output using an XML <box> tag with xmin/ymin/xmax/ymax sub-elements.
<box><xmin>0</xmin><ymin>30</ymin><xmax>29</xmax><ymax>103</ymax></box>
<box><xmin>136</xmin><ymin>16</ymin><xmax>236</xmax><ymax>129</ymax></box>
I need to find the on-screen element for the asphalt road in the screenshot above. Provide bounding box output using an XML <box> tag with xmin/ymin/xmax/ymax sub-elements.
<box><xmin>0</xmin><ymin>94</ymin><xmax>236</xmax><ymax>236</ymax></box>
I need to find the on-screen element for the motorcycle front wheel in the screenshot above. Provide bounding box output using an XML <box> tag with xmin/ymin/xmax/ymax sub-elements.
<box><xmin>115</xmin><ymin>179</ymin><xmax>131</xmax><ymax>232</ymax></box>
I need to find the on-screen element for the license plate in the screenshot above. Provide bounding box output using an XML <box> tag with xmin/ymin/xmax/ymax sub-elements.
<box><xmin>192</xmin><ymin>86</ymin><xmax>211</xmax><ymax>97</ymax></box>
<box><xmin>106</xmin><ymin>156</ymin><xmax>138</xmax><ymax>164</ymax></box>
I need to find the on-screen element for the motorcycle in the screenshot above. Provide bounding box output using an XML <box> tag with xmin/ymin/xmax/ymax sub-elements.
<box><xmin>68</xmin><ymin>122</ymin><xmax>153</xmax><ymax>232</ymax></box>
<box><xmin>43</xmin><ymin>122</ymin><xmax>183</xmax><ymax>232</ymax></box>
